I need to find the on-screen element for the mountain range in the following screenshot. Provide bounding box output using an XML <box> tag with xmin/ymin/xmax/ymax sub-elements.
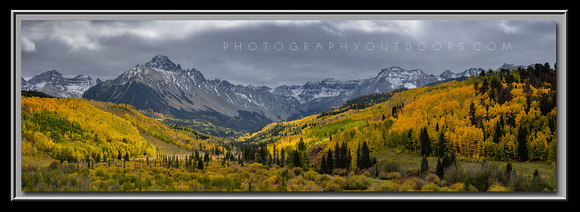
<box><xmin>21</xmin><ymin>70</ymin><xmax>101</xmax><ymax>98</ymax></box>
<box><xmin>23</xmin><ymin>55</ymin><xmax>521</xmax><ymax>132</ymax></box>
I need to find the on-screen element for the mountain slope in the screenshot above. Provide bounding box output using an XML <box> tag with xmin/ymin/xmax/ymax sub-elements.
<box><xmin>22</xmin><ymin>96</ymin><xmax>156</xmax><ymax>162</ymax></box>
<box><xmin>83</xmin><ymin>55</ymin><xmax>300</xmax><ymax>132</ymax></box>
<box><xmin>21</xmin><ymin>95</ymin><xmax>219</xmax><ymax>163</ymax></box>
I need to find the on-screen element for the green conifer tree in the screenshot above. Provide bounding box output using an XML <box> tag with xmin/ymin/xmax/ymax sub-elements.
<box><xmin>359</xmin><ymin>141</ymin><xmax>372</xmax><ymax>169</ymax></box>
<box><xmin>293</xmin><ymin>149</ymin><xmax>301</xmax><ymax>168</ymax></box>
<box><xmin>421</xmin><ymin>155</ymin><xmax>429</xmax><ymax>174</ymax></box>
<box><xmin>320</xmin><ymin>155</ymin><xmax>328</xmax><ymax>174</ymax></box>
<box><xmin>298</xmin><ymin>137</ymin><xmax>306</xmax><ymax>151</ymax></box>
<box><xmin>438</xmin><ymin>130</ymin><xmax>446</xmax><ymax>157</ymax></box>
<box><xmin>327</xmin><ymin>149</ymin><xmax>334</xmax><ymax>172</ymax></box>
<box><xmin>420</xmin><ymin>127</ymin><xmax>432</xmax><ymax>157</ymax></box>
<box><xmin>197</xmin><ymin>158</ymin><xmax>204</xmax><ymax>170</ymax></box>
<box><xmin>436</xmin><ymin>158</ymin><xmax>444</xmax><ymax>179</ymax></box>
<box><xmin>517</xmin><ymin>125</ymin><xmax>529</xmax><ymax>161</ymax></box>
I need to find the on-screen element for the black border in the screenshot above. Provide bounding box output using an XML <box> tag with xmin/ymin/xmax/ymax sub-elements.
<box><xmin>10</xmin><ymin>10</ymin><xmax>569</xmax><ymax>202</ymax></box>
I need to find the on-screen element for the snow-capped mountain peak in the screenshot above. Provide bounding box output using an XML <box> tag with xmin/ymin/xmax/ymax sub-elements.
<box><xmin>377</xmin><ymin>66</ymin><xmax>428</xmax><ymax>80</ymax></box>
<box><xmin>461</xmin><ymin>68</ymin><xmax>484</xmax><ymax>77</ymax></box>
<box><xmin>27</xmin><ymin>69</ymin><xmax>63</xmax><ymax>84</ymax></box>
<box><xmin>146</xmin><ymin>55</ymin><xmax>182</xmax><ymax>71</ymax></box>
<box><xmin>439</xmin><ymin>67</ymin><xmax>484</xmax><ymax>79</ymax></box>
<box><xmin>22</xmin><ymin>70</ymin><xmax>100</xmax><ymax>98</ymax></box>
<box><xmin>439</xmin><ymin>70</ymin><xmax>457</xmax><ymax>79</ymax></box>
<box><xmin>372</xmin><ymin>66</ymin><xmax>438</xmax><ymax>90</ymax></box>
<box><xmin>83</xmin><ymin>55</ymin><xmax>303</xmax><ymax>125</ymax></box>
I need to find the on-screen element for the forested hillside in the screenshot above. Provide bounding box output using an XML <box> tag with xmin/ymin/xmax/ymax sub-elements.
<box><xmin>238</xmin><ymin>63</ymin><xmax>557</xmax><ymax>172</ymax></box>
<box><xmin>21</xmin><ymin>96</ymin><xmax>221</xmax><ymax>165</ymax></box>
<box><xmin>385</xmin><ymin>64</ymin><xmax>557</xmax><ymax>162</ymax></box>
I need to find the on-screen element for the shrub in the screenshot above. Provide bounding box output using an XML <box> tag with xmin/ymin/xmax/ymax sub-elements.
<box><xmin>420</xmin><ymin>182</ymin><xmax>440</xmax><ymax>191</ymax></box>
<box><xmin>472</xmin><ymin>169</ymin><xmax>491</xmax><ymax>191</ymax></box>
<box><xmin>425</xmin><ymin>173</ymin><xmax>440</xmax><ymax>184</ymax></box>
<box><xmin>379</xmin><ymin>171</ymin><xmax>402</xmax><ymax>180</ymax></box>
<box><xmin>360</xmin><ymin>170</ymin><xmax>371</xmax><ymax>177</ymax></box>
<box><xmin>323</xmin><ymin>181</ymin><xmax>342</xmax><ymax>191</ymax></box>
<box><xmin>208</xmin><ymin>175</ymin><xmax>241</xmax><ymax>191</ymax></box>
<box><xmin>79</xmin><ymin>167</ymin><xmax>91</xmax><ymax>177</ymax></box>
<box><xmin>233</xmin><ymin>170</ymin><xmax>251</xmax><ymax>181</ymax></box>
<box><xmin>406</xmin><ymin>177</ymin><xmax>425</xmax><ymax>190</ymax></box>
<box><xmin>324</xmin><ymin>175</ymin><xmax>346</xmax><ymax>190</ymax></box>
<box><xmin>332</xmin><ymin>168</ymin><xmax>348</xmax><ymax>176</ymax></box>
<box><xmin>530</xmin><ymin>170</ymin><xmax>555</xmax><ymax>191</ymax></box>
<box><xmin>488</xmin><ymin>182</ymin><xmax>509</xmax><ymax>191</ymax></box>
<box><xmin>48</xmin><ymin>161</ymin><xmax>60</xmax><ymax>170</ymax></box>
<box><xmin>444</xmin><ymin>163</ymin><xmax>504</xmax><ymax>191</ymax></box>
<box><xmin>378</xmin><ymin>171</ymin><xmax>389</xmax><ymax>179</ymax></box>
<box><xmin>258</xmin><ymin>180</ymin><xmax>273</xmax><ymax>191</ymax></box>
<box><xmin>399</xmin><ymin>177</ymin><xmax>425</xmax><ymax>191</ymax></box>
<box><xmin>450</xmin><ymin>182</ymin><xmax>466</xmax><ymax>191</ymax></box>
<box><xmin>373</xmin><ymin>180</ymin><xmax>399</xmax><ymax>191</ymax></box>
<box><xmin>388</xmin><ymin>172</ymin><xmax>402</xmax><ymax>179</ymax></box>
<box><xmin>316</xmin><ymin>174</ymin><xmax>331</xmax><ymax>184</ymax></box>
<box><xmin>399</xmin><ymin>179</ymin><xmax>417</xmax><ymax>191</ymax></box>
<box><xmin>302</xmin><ymin>170</ymin><xmax>319</xmax><ymax>182</ymax></box>
<box><xmin>246</xmin><ymin>162</ymin><xmax>263</xmax><ymax>173</ymax></box>
<box><xmin>378</xmin><ymin>160</ymin><xmax>407</xmax><ymax>176</ymax></box>
<box><xmin>346</xmin><ymin>175</ymin><xmax>370</xmax><ymax>190</ymax></box>
<box><xmin>288</xmin><ymin>177</ymin><xmax>322</xmax><ymax>191</ymax></box>
<box><xmin>94</xmin><ymin>167</ymin><xmax>107</xmax><ymax>179</ymax></box>
<box><xmin>292</xmin><ymin>167</ymin><xmax>303</xmax><ymax>176</ymax></box>
<box><xmin>153</xmin><ymin>173</ymin><xmax>167</xmax><ymax>187</ymax></box>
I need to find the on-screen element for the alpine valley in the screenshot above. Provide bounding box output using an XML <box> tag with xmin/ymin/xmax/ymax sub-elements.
<box><xmin>26</xmin><ymin>55</ymin><xmax>507</xmax><ymax>134</ymax></box>
<box><xmin>19</xmin><ymin>56</ymin><xmax>557</xmax><ymax>192</ymax></box>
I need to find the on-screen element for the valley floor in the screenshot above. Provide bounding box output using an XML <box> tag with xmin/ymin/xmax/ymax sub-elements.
<box><xmin>21</xmin><ymin>147</ymin><xmax>556</xmax><ymax>192</ymax></box>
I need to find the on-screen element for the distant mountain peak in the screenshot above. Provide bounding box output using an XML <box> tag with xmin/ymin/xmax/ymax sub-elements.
<box><xmin>28</xmin><ymin>69</ymin><xmax>64</xmax><ymax>83</ymax></box>
<box><xmin>22</xmin><ymin>69</ymin><xmax>99</xmax><ymax>98</ymax></box>
<box><xmin>377</xmin><ymin>66</ymin><xmax>426</xmax><ymax>79</ymax></box>
<box><xmin>497</xmin><ymin>63</ymin><xmax>525</xmax><ymax>71</ymax></box>
<box><xmin>439</xmin><ymin>70</ymin><xmax>457</xmax><ymax>79</ymax></box>
<box><xmin>447</xmin><ymin>67</ymin><xmax>483</xmax><ymax>78</ymax></box>
<box><xmin>379</xmin><ymin>66</ymin><xmax>404</xmax><ymax>74</ymax></box>
<box><xmin>146</xmin><ymin>55</ymin><xmax>181</xmax><ymax>71</ymax></box>
<box><xmin>45</xmin><ymin>69</ymin><xmax>61</xmax><ymax>75</ymax></box>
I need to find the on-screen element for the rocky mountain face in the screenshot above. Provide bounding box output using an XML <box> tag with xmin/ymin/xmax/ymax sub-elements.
<box><xmin>21</xmin><ymin>70</ymin><xmax>100</xmax><ymax>98</ymax></box>
<box><xmin>82</xmin><ymin>55</ymin><xmax>301</xmax><ymax>131</ymax></box>
<box><xmin>353</xmin><ymin>66</ymin><xmax>440</xmax><ymax>95</ymax></box>
<box><xmin>78</xmin><ymin>55</ymin><xmax>486</xmax><ymax>131</ymax></box>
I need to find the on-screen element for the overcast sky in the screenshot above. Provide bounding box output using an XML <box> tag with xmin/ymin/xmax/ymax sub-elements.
<box><xmin>20</xmin><ymin>19</ymin><xmax>556</xmax><ymax>88</ymax></box>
